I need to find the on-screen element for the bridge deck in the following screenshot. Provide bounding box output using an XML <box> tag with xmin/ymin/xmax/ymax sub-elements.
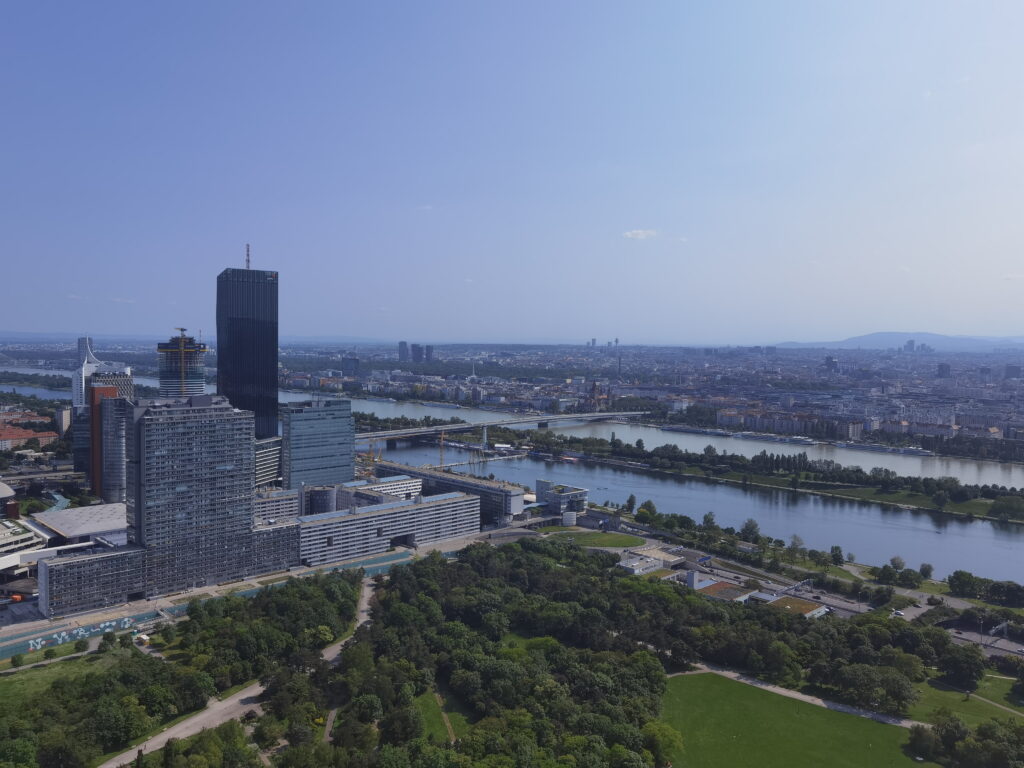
<box><xmin>355</xmin><ymin>411</ymin><xmax>645</xmax><ymax>441</ymax></box>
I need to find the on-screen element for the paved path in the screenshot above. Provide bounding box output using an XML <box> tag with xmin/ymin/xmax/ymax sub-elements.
<box><xmin>672</xmin><ymin>665</ymin><xmax>928</xmax><ymax>729</ymax></box>
<box><xmin>99</xmin><ymin>682</ymin><xmax>265</xmax><ymax>768</ymax></box>
<box><xmin>322</xmin><ymin>579</ymin><xmax>376</xmax><ymax>743</ymax></box>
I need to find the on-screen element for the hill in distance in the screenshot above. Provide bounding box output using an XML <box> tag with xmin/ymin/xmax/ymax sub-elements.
<box><xmin>778</xmin><ymin>332</ymin><xmax>1024</xmax><ymax>352</ymax></box>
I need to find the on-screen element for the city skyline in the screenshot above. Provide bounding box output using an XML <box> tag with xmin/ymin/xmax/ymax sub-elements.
<box><xmin>5</xmin><ymin>2</ymin><xmax>1024</xmax><ymax>344</ymax></box>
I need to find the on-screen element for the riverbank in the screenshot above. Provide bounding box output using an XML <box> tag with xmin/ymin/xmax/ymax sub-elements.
<box><xmin>557</xmin><ymin>450</ymin><xmax>1017</xmax><ymax>527</ymax></box>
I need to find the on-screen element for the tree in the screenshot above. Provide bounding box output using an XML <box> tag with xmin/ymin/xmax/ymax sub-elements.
<box><xmin>702</xmin><ymin>511</ymin><xmax>717</xmax><ymax>530</ymax></box>
<box><xmin>919</xmin><ymin>563</ymin><xmax>934</xmax><ymax>580</ymax></box>
<box><xmin>830</xmin><ymin>545</ymin><xmax>844</xmax><ymax>566</ymax></box>
<box><xmin>907</xmin><ymin>724</ymin><xmax>938</xmax><ymax>759</ymax></box>
<box><xmin>44</xmin><ymin>647</ymin><xmax>57</xmax><ymax>660</ymax></box>
<box><xmin>739</xmin><ymin>518</ymin><xmax>760</xmax><ymax>541</ymax></box>
<box><xmin>948</xmin><ymin>570</ymin><xmax>980</xmax><ymax>598</ymax></box>
<box><xmin>9</xmin><ymin>653</ymin><xmax>24</xmax><ymax>667</ymax></box>
<box><xmin>641</xmin><ymin>721</ymin><xmax>684</xmax><ymax>768</ymax></box>
<box><xmin>890</xmin><ymin>555</ymin><xmax>906</xmax><ymax>571</ymax></box>
<box><xmin>938</xmin><ymin>644</ymin><xmax>986</xmax><ymax>691</ymax></box>
<box><xmin>74</xmin><ymin>638</ymin><xmax>89</xmax><ymax>653</ymax></box>
<box><xmin>624</xmin><ymin>494</ymin><xmax>636</xmax><ymax>514</ymax></box>
<box><xmin>639</xmin><ymin>499</ymin><xmax>657</xmax><ymax>515</ymax></box>
<box><xmin>932</xmin><ymin>491</ymin><xmax>949</xmax><ymax>509</ymax></box>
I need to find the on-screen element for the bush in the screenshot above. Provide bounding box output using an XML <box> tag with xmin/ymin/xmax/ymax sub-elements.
<box><xmin>44</xmin><ymin>648</ymin><xmax>57</xmax><ymax>660</ymax></box>
<box><xmin>9</xmin><ymin>653</ymin><xmax>24</xmax><ymax>667</ymax></box>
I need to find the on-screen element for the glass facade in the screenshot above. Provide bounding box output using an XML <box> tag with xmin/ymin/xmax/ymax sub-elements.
<box><xmin>282</xmin><ymin>400</ymin><xmax>354</xmax><ymax>490</ymax></box>
<box><xmin>216</xmin><ymin>267</ymin><xmax>279</xmax><ymax>439</ymax></box>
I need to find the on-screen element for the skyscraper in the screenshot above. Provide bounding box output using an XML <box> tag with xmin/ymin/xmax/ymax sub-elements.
<box><xmin>127</xmin><ymin>395</ymin><xmax>255</xmax><ymax>596</ymax></box>
<box><xmin>411</xmin><ymin>343</ymin><xmax>424</xmax><ymax>363</ymax></box>
<box><xmin>398</xmin><ymin>341</ymin><xmax>409</xmax><ymax>362</ymax></box>
<box><xmin>158</xmin><ymin>330</ymin><xmax>208</xmax><ymax>397</ymax></box>
<box><xmin>216</xmin><ymin>267</ymin><xmax>279</xmax><ymax>439</ymax></box>
<box><xmin>71</xmin><ymin>337</ymin><xmax>133</xmax><ymax>475</ymax></box>
<box><xmin>424</xmin><ymin>345</ymin><xmax>434</xmax><ymax>362</ymax></box>
<box><xmin>282</xmin><ymin>399</ymin><xmax>354</xmax><ymax>490</ymax></box>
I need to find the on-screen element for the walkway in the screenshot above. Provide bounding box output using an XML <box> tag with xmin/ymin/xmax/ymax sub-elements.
<box><xmin>671</xmin><ymin>664</ymin><xmax>928</xmax><ymax>729</ymax></box>
<box><xmin>322</xmin><ymin>578</ymin><xmax>376</xmax><ymax>742</ymax></box>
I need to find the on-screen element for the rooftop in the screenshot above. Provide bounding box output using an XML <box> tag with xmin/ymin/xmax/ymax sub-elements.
<box><xmin>769</xmin><ymin>595</ymin><xmax>825</xmax><ymax>616</ymax></box>
<box><xmin>697</xmin><ymin>581</ymin><xmax>757</xmax><ymax>601</ymax></box>
<box><xmin>32</xmin><ymin>503</ymin><xmax>128</xmax><ymax>539</ymax></box>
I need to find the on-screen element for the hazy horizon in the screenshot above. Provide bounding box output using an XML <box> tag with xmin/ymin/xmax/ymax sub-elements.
<box><xmin>4</xmin><ymin>2</ymin><xmax>1024</xmax><ymax>344</ymax></box>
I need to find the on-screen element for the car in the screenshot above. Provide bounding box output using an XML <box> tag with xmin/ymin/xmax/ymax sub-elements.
<box><xmin>892</xmin><ymin>610</ymin><xmax>905</xmax><ymax>616</ymax></box>
<box><xmin>1017</xmin><ymin>648</ymin><xmax>1024</xmax><ymax>654</ymax></box>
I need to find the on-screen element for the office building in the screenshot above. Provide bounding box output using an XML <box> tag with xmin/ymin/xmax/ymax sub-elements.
<box><xmin>340</xmin><ymin>357</ymin><xmax>360</xmax><ymax>376</ymax></box>
<box><xmin>255</xmin><ymin>436</ymin><xmax>282</xmax><ymax>488</ymax></box>
<box><xmin>158</xmin><ymin>330</ymin><xmax>208</xmax><ymax>397</ymax></box>
<box><xmin>99</xmin><ymin>398</ymin><xmax>130</xmax><ymax>503</ymax></box>
<box><xmin>424</xmin><ymin>345</ymin><xmax>434</xmax><ymax>362</ymax></box>
<box><xmin>375</xmin><ymin>460</ymin><xmax>523</xmax><ymax>526</ymax></box>
<box><xmin>127</xmin><ymin>395</ymin><xmax>255</xmax><ymax>596</ymax></box>
<box><xmin>398</xmin><ymin>341</ymin><xmax>409</xmax><ymax>362</ymax></box>
<box><xmin>536</xmin><ymin>480</ymin><xmax>588</xmax><ymax>526</ymax></box>
<box><xmin>282</xmin><ymin>400</ymin><xmax>354</xmax><ymax>490</ymax></box>
<box><xmin>411</xmin><ymin>344</ymin><xmax>424</xmax><ymax>363</ymax></box>
<box><xmin>298</xmin><ymin>492</ymin><xmax>479</xmax><ymax>566</ymax></box>
<box><xmin>88</xmin><ymin>384</ymin><xmax>118</xmax><ymax>498</ymax></box>
<box><xmin>216</xmin><ymin>267</ymin><xmax>279</xmax><ymax>439</ymax></box>
<box><xmin>70</xmin><ymin>337</ymin><xmax>133</xmax><ymax>476</ymax></box>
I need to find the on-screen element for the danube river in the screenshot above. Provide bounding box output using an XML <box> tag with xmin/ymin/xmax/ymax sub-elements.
<box><xmin>4</xmin><ymin>366</ymin><xmax>1023</xmax><ymax>579</ymax></box>
<box><xmin>383</xmin><ymin>442</ymin><xmax>1024</xmax><ymax>582</ymax></box>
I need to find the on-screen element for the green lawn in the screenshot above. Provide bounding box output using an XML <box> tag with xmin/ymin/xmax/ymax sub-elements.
<box><xmin>1</xmin><ymin>640</ymin><xmax>81</xmax><ymax>671</ymax></box>
<box><xmin>414</xmin><ymin>690</ymin><xmax>449</xmax><ymax>743</ymax></box>
<box><xmin>536</xmin><ymin>525</ymin><xmax>576</xmax><ymax>533</ymax></box>
<box><xmin>976</xmin><ymin>675</ymin><xmax>1024</xmax><ymax>716</ymax></box>
<box><xmin>0</xmin><ymin>650</ymin><xmax>123</xmax><ymax>699</ymax></box>
<box><xmin>549</xmin><ymin>531</ymin><xmax>644</xmax><ymax>548</ymax></box>
<box><xmin>908</xmin><ymin>674</ymin><xmax>1016</xmax><ymax>728</ymax></box>
<box><xmin>661</xmin><ymin>674</ymin><xmax>935</xmax><ymax>768</ymax></box>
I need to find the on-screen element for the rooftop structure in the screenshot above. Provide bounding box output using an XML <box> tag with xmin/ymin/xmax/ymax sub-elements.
<box><xmin>32</xmin><ymin>503</ymin><xmax>128</xmax><ymax>544</ymax></box>
<box><xmin>768</xmin><ymin>595</ymin><xmax>829</xmax><ymax>618</ymax></box>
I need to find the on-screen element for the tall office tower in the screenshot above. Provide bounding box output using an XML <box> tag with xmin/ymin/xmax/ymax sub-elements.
<box><xmin>398</xmin><ymin>341</ymin><xmax>409</xmax><ymax>362</ymax></box>
<box><xmin>424</xmin><ymin>345</ymin><xmax>434</xmax><ymax>362</ymax></box>
<box><xmin>411</xmin><ymin>343</ymin><xmax>424</xmax><ymax>363</ymax></box>
<box><xmin>88</xmin><ymin>383</ymin><xmax>118</xmax><ymax>497</ymax></box>
<box><xmin>99</xmin><ymin>397</ymin><xmax>130</xmax><ymax>503</ymax></box>
<box><xmin>127</xmin><ymin>395</ymin><xmax>255</xmax><ymax>596</ymax></box>
<box><xmin>71</xmin><ymin>337</ymin><xmax>133</xmax><ymax>473</ymax></box>
<box><xmin>216</xmin><ymin>267</ymin><xmax>279</xmax><ymax>440</ymax></box>
<box><xmin>158</xmin><ymin>330</ymin><xmax>208</xmax><ymax>397</ymax></box>
<box><xmin>282</xmin><ymin>400</ymin><xmax>354</xmax><ymax>490</ymax></box>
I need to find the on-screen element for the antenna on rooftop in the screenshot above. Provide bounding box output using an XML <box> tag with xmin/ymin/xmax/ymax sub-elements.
<box><xmin>245</xmin><ymin>243</ymin><xmax>251</xmax><ymax>269</ymax></box>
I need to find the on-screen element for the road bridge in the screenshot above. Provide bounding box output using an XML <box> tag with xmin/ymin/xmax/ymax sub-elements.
<box><xmin>355</xmin><ymin>411</ymin><xmax>645</xmax><ymax>441</ymax></box>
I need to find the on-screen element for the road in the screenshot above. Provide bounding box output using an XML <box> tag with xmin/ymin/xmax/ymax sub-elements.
<box><xmin>99</xmin><ymin>682</ymin><xmax>265</xmax><ymax>768</ymax></box>
<box><xmin>102</xmin><ymin>578</ymin><xmax>376</xmax><ymax>768</ymax></box>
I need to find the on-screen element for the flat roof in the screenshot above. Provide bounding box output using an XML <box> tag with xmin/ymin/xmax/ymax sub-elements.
<box><xmin>697</xmin><ymin>581</ymin><xmax>756</xmax><ymax>601</ymax></box>
<box><xmin>769</xmin><ymin>595</ymin><xmax>824</xmax><ymax>615</ymax></box>
<box><xmin>33</xmin><ymin>503</ymin><xmax>128</xmax><ymax>539</ymax></box>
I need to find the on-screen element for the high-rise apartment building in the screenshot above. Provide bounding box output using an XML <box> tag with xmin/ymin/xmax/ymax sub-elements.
<box><xmin>127</xmin><ymin>395</ymin><xmax>255</xmax><ymax>596</ymax></box>
<box><xmin>282</xmin><ymin>400</ymin><xmax>354</xmax><ymax>490</ymax></box>
<box><xmin>411</xmin><ymin>343</ymin><xmax>424</xmax><ymax>363</ymax></box>
<box><xmin>398</xmin><ymin>341</ymin><xmax>409</xmax><ymax>362</ymax></box>
<box><xmin>158</xmin><ymin>330</ymin><xmax>208</xmax><ymax>397</ymax></box>
<box><xmin>216</xmin><ymin>268</ymin><xmax>279</xmax><ymax>440</ymax></box>
<box><xmin>424</xmin><ymin>345</ymin><xmax>434</xmax><ymax>362</ymax></box>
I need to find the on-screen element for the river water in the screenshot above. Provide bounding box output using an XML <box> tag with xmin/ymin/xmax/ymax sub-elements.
<box><xmin>4</xmin><ymin>366</ymin><xmax>1023</xmax><ymax>578</ymax></box>
<box><xmin>382</xmin><ymin>442</ymin><xmax>1024</xmax><ymax>582</ymax></box>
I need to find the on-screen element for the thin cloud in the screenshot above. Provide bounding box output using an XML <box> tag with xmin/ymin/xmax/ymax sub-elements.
<box><xmin>623</xmin><ymin>229</ymin><xmax>657</xmax><ymax>240</ymax></box>
<box><xmin>110</xmin><ymin>297</ymin><xmax>137</xmax><ymax>304</ymax></box>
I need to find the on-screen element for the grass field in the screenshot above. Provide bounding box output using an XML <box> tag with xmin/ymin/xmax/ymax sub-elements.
<box><xmin>549</xmin><ymin>531</ymin><xmax>644</xmax><ymax>547</ymax></box>
<box><xmin>976</xmin><ymin>675</ymin><xmax>1024</xmax><ymax>716</ymax></box>
<box><xmin>660</xmin><ymin>674</ymin><xmax>936</xmax><ymax>768</ymax></box>
<box><xmin>0</xmin><ymin>650</ymin><xmax>124</xmax><ymax>700</ymax></box>
<box><xmin>908</xmin><ymin>675</ymin><xmax>1015</xmax><ymax>728</ymax></box>
<box><xmin>414</xmin><ymin>690</ymin><xmax>450</xmax><ymax>743</ymax></box>
<box><xmin>0</xmin><ymin>640</ymin><xmax>81</xmax><ymax>671</ymax></box>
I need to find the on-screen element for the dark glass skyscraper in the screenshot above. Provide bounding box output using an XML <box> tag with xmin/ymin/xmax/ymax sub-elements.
<box><xmin>216</xmin><ymin>267</ymin><xmax>279</xmax><ymax>439</ymax></box>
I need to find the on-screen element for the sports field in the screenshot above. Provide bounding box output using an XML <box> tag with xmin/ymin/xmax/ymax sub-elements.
<box><xmin>660</xmin><ymin>673</ymin><xmax>938</xmax><ymax>768</ymax></box>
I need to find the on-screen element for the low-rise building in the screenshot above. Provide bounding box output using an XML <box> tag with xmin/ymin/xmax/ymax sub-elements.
<box><xmin>535</xmin><ymin>480</ymin><xmax>587</xmax><ymax>526</ymax></box>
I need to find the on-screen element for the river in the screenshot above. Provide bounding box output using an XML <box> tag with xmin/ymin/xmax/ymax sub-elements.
<box><xmin>382</xmin><ymin>442</ymin><xmax>1024</xmax><ymax>582</ymax></box>
<box><xmin>3</xmin><ymin>365</ymin><xmax>1022</xmax><ymax>580</ymax></box>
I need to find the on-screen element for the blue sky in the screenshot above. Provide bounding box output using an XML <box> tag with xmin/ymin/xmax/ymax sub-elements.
<box><xmin>3</xmin><ymin>2</ymin><xmax>1023</xmax><ymax>344</ymax></box>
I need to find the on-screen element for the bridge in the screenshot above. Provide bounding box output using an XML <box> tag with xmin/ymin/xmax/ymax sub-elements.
<box><xmin>355</xmin><ymin>411</ymin><xmax>645</xmax><ymax>441</ymax></box>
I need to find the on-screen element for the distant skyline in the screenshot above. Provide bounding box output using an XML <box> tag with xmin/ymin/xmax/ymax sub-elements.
<box><xmin>4</xmin><ymin>2</ymin><xmax>1024</xmax><ymax>344</ymax></box>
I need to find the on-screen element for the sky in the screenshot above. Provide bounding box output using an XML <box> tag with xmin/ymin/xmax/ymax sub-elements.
<box><xmin>3</xmin><ymin>2</ymin><xmax>1024</xmax><ymax>345</ymax></box>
